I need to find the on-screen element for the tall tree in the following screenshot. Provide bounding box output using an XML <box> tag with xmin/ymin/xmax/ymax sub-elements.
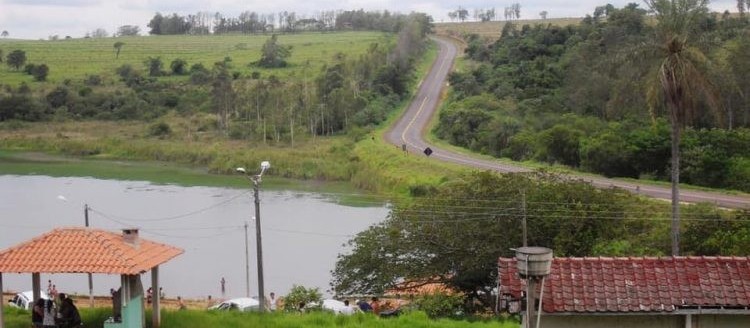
<box><xmin>1</xmin><ymin>30</ymin><xmax>8</xmax><ymax>38</ymax></box>
<box><xmin>258</xmin><ymin>34</ymin><xmax>292</xmax><ymax>68</ymax></box>
<box><xmin>644</xmin><ymin>0</ymin><xmax>719</xmax><ymax>256</ymax></box>
<box><xmin>6</xmin><ymin>50</ymin><xmax>26</xmax><ymax>71</ymax></box>
<box><xmin>113</xmin><ymin>41</ymin><xmax>125</xmax><ymax>59</ymax></box>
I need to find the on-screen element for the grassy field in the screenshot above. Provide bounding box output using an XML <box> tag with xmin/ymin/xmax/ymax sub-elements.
<box><xmin>0</xmin><ymin>32</ymin><xmax>389</xmax><ymax>86</ymax></box>
<box><xmin>434</xmin><ymin>18</ymin><xmax>581</xmax><ymax>40</ymax></box>
<box><xmin>1</xmin><ymin>307</ymin><xmax>520</xmax><ymax>328</ymax></box>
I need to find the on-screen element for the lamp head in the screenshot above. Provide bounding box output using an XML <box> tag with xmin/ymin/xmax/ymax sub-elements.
<box><xmin>260</xmin><ymin>161</ymin><xmax>271</xmax><ymax>171</ymax></box>
<box><xmin>236</xmin><ymin>167</ymin><xmax>247</xmax><ymax>174</ymax></box>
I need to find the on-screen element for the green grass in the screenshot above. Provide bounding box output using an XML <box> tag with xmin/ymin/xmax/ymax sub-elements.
<box><xmin>0</xmin><ymin>32</ymin><xmax>389</xmax><ymax>86</ymax></box>
<box><xmin>1</xmin><ymin>307</ymin><xmax>520</xmax><ymax>328</ymax></box>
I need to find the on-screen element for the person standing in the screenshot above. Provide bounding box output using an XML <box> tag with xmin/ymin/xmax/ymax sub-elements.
<box><xmin>32</xmin><ymin>298</ymin><xmax>45</xmax><ymax>328</ymax></box>
<box><xmin>57</xmin><ymin>293</ymin><xmax>81</xmax><ymax>328</ymax></box>
<box><xmin>220</xmin><ymin>277</ymin><xmax>226</xmax><ymax>299</ymax></box>
<box><xmin>370</xmin><ymin>297</ymin><xmax>381</xmax><ymax>315</ymax></box>
<box><xmin>340</xmin><ymin>300</ymin><xmax>355</xmax><ymax>315</ymax></box>
<box><xmin>267</xmin><ymin>292</ymin><xmax>277</xmax><ymax>311</ymax></box>
<box><xmin>42</xmin><ymin>299</ymin><xmax>56</xmax><ymax>328</ymax></box>
<box><xmin>177</xmin><ymin>296</ymin><xmax>186</xmax><ymax>310</ymax></box>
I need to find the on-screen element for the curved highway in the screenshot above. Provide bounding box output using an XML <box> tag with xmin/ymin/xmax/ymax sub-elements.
<box><xmin>385</xmin><ymin>36</ymin><xmax>750</xmax><ymax>210</ymax></box>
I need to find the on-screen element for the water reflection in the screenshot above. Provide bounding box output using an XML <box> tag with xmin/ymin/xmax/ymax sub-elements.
<box><xmin>0</xmin><ymin>175</ymin><xmax>387</xmax><ymax>299</ymax></box>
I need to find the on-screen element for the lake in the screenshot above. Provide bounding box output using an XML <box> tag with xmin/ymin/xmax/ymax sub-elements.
<box><xmin>0</xmin><ymin>175</ymin><xmax>388</xmax><ymax>300</ymax></box>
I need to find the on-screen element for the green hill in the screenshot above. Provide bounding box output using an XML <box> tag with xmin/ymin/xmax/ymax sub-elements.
<box><xmin>0</xmin><ymin>32</ymin><xmax>388</xmax><ymax>86</ymax></box>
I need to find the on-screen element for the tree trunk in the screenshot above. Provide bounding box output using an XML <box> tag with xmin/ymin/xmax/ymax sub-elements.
<box><xmin>670</xmin><ymin>117</ymin><xmax>681</xmax><ymax>256</ymax></box>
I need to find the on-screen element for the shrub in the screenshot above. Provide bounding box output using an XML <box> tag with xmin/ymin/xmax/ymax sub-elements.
<box><xmin>148</xmin><ymin>122</ymin><xmax>172</xmax><ymax>138</ymax></box>
<box><xmin>411</xmin><ymin>293</ymin><xmax>465</xmax><ymax>319</ymax></box>
<box><xmin>283</xmin><ymin>285</ymin><xmax>322</xmax><ymax>312</ymax></box>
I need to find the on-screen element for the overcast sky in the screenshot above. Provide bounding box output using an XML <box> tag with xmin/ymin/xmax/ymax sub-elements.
<box><xmin>0</xmin><ymin>0</ymin><xmax>740</xmax><ymax>40</ymax></box>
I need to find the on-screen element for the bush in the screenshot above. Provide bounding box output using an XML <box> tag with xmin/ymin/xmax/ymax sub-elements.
<box><xmin>148</xmin><ymin>122</ymin><xmax>172</xmax><ymax>138</ymax></box>
<box><xmin>170</xmin><ymin>58</ymin><xmax>188</xmax><ymax>75</ymax></box>
<box><xmin>411</xmin><ymin>293</ymin><xmax>465</xmax><ymax>319</ymax></box>
<box><xmin>32</xmin><ymin>64</ymin><xmax>49</xmax><ymax>81</ymax></box>
<box><xmin>283</xmin><ymin>285</ymin><xmax>322</xmax><ymax>312</ymax></box>
<box><xmin>84</xmin><ymin>74</ymin><xmax>102</xmax><ymax>86</ymax></box>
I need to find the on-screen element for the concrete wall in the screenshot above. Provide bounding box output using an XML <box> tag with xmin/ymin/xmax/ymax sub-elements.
<box><xmin>540</xmin><ymin>314</ymin><xmax>750</xmax><ymax>328</ymax></box>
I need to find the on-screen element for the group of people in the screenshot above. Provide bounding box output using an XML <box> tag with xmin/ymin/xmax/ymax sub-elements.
<box><xmin>32</xmin><ymin>293</ymin><xmax>82</xmax><ymax>328</ymax></box>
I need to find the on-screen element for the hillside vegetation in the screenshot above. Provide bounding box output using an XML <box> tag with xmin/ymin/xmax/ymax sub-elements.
<box><xmin>437</xmin><ymin>4</ymin><xmax>750</xmax><ymax>192</ymax></box>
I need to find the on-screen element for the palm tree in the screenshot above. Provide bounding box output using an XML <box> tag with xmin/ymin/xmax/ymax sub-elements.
<box><xmin>644</xmin><ymin>0</ymin><xmax>720</xmax><ymax>256</ymax></box>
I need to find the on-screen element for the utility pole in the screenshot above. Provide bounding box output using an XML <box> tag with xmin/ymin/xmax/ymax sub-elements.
<box><xmin>244</xmin><ymin>221</ymin><xmax>250</xmax><ymax>298</ymax></box>
<box><xmin>85</xmin><ymin>204</ymin><xmax>94</xmax><ymax>308</ymax></box>
<box><xmin>521</xmin><ymin>191</ymin><xmax>527</xmax><ymax>247</ymax></box>
<box><xmin>253</xmin><ymin>176</ymin><xmax>266</xmax><ymax>312</ymax></box>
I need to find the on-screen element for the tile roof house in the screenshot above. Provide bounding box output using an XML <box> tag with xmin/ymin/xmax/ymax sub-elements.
<box><xmin>0</xmin><ymin>227</ymin><xmax>183</xmax><ymax>328</ymax></box>
<box><xmin>0</xmin><ymin>227</ymin><xmax>183</xmax><ymax>274</ymax></box>
<box><xmin>498</xmin><ymin>256</ymin><xmax>750</xmax><ymax>328</ymax></box>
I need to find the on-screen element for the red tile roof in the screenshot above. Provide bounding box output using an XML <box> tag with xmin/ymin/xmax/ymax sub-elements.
<box><xmin>498</xmin><ymin>256</ymin><xmax>750</xmax><ymax>313</ymax></box>
<box><xmin>0</xmin><ymin>228</ymin><xmax>183</xmax><ymax>275</ymax></box>
<box><xmin>385</xmin><ymin>279</ymin><xmax>457</xmax><ymax>296</ymax></box>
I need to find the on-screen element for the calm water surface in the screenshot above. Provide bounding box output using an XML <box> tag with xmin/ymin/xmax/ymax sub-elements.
<box><xmin>0</xmin><ymin>175</ymin><xmax>388</xmax><ymax>299</ymax></box>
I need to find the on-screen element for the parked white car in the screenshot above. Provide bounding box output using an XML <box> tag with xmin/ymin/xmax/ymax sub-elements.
<box><xmin>208</xmin><ymin>297</ymin><xmax>260</xmax><ymax>312</ymax></box>
<box><xmin>7</xmin><ymin>291</ymin><xmax>51</xmax><ymax>310</ymax></box>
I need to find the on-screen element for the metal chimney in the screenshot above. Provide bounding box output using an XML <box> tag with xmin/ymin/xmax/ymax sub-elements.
<box><xmin>122</xmin><ymin>228</ymin><xmax>140</xmax><ymax>248</ymax></box>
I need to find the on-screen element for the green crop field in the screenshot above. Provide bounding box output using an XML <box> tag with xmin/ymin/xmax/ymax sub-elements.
<box><xmin>0</xmin><ymin>32</ymin><xmax>390</xmax><ymax>85</ymax></box>
<box><xmin>434</xmin><ymin>18</ymin><xmax>581</xmax><ymax>40</ymax></box>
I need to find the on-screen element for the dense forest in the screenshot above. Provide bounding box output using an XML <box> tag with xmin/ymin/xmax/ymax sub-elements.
<box><xmin>438</xmin><ymin>4</ymin><xmax>750</xmax><ymax>192</ymax></box>
<box><xmin>0</xmin><ymin>11</ymin><xmax>432</xmax><ymax>143</ymax></box>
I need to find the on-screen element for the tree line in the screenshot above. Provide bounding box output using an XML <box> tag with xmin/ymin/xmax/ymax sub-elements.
<box><xmin>438</xmin><ymin>3</ymin><xmax>750</xmax><ymax>192</ymax></box>
<box><xmin>147</xmin><ymin>9</ymin><xmax>420</xmax><ymax>35</ymax></box>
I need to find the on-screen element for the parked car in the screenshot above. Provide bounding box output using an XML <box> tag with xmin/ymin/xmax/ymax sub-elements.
<box><xmin>208</xmin><ymin>297</ymin><xmax>260</xmax><ymax>312</ymax></box>
<box><xmin>7</xmin><ymin>291</ymin><xmax>50</xmax><ymax>310</ymax></box>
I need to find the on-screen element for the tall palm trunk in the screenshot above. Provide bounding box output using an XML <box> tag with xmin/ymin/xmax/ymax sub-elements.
<box><xmin>669</xmin><ymin>112</ymin><xmax>681</xmax><ymax>256</ymax></box>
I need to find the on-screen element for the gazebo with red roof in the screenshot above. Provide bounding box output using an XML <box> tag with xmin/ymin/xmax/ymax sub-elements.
<box><xmin>0</xmin><ymin>227</ymin><xmax>183</xmax><ymax>328</ymax></box>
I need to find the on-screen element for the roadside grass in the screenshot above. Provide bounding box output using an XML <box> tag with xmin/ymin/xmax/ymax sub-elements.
<box><xmin>0</xmin><ymin>32</ymin><xmax>389</xmax><ymax>86</ymax></box>
<box><xmin>1</xmin><ymin>307</ymin><xmax>520</xmax><ymax>328</ymax></box>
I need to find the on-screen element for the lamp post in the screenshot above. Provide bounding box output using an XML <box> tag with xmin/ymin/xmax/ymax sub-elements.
<box><xmin>237</xmin><ymin>161</ymin><xmax>270</xmax><ymax>312</ymax></box>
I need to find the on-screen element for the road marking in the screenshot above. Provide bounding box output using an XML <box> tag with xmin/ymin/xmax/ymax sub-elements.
<box><xmin>401</xmin><ymin>97</ymin><xmax>429</xmax><ymax>150</ymax></box>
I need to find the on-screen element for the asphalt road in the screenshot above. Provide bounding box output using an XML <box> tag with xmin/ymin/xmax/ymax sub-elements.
<box><xmin>385</xmin><ymin>36</ymin><xmax>750</xmax><ymax>210</ymax></box>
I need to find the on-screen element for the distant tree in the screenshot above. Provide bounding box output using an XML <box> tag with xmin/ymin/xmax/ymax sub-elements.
<box><xmin>170</xmin><ymin>58</ymin><xmax>188</xmax><ymax>75</ymax></box>
<box><xmin>148</xmin><ymin>13</ymin><xmax>164</xmax><ymax>35</ymax></box>
<box><xmin>144</xmin><ymin>57</ymin><xmax>163</xmax><ymax>76</ymax></box>
<box><xmin>448</xmin><ymin>11</ymin><xmax>458</xmax><ymax>22</ymax></box>
<box><xmin>739</xmin><ymin>0</ymin><xmax>746</xmax><ymax>17</ymax></box>
<box><xmin>113</xmin><ymin>41</ymin><xmax>125</xmax><ymax>59</ymax></box>
<box><xmin>540</xmin><ymin>10</ymin><xmax>549</xmax><ymax>19</ymax></box>
<box><xmin>117</xmin><ymin>25</ymin><xmax>140</xmax><ymax>36</ymax></box>
<box><xmin>32</xmin><ymin>64</ymin><xmax>49</xmax><ymax>81</ymax></box>
<box><xmin>457</xmin><ymin>6</ymin><xmax>469</xmax><ymax>22</ymax></box>
<box><xmin>211</xmin><ymin>62</ymin><xmax>235</xmax><ymax>130</ymax></box>
<box><xmin>6</xmin><ymin>50</ymin><xmax>26</xmax><ymax>70</ymax></box>
<box><xmin>257</xmin><ymin>34</ymin><xmax>292</xmax><ymax>68</ymax></box>
<box><xmin>90</xmin><ymin>28</ymin><xmax>108</xmax><ymax>38</ymax></box>
<box><xmin>513</xmin><ymin>3</ymin><xmax>522</xmax><ymax>19</ymax></box>
<box><xmin>1</xmin><ymin>30</ymin><xmax>8</xmax><ymax>38</ymax></box>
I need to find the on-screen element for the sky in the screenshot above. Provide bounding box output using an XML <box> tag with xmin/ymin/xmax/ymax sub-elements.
<box><xmin>0</xmin><ymin>0</ymin><xmax>741</xmax><ymax>40</ymax></box>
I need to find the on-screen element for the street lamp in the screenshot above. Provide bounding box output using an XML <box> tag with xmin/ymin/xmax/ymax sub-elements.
<box><xmin>236</xmin><ymin>161</ymin><xmax>270</xmax><ymax>312</ymax></box>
